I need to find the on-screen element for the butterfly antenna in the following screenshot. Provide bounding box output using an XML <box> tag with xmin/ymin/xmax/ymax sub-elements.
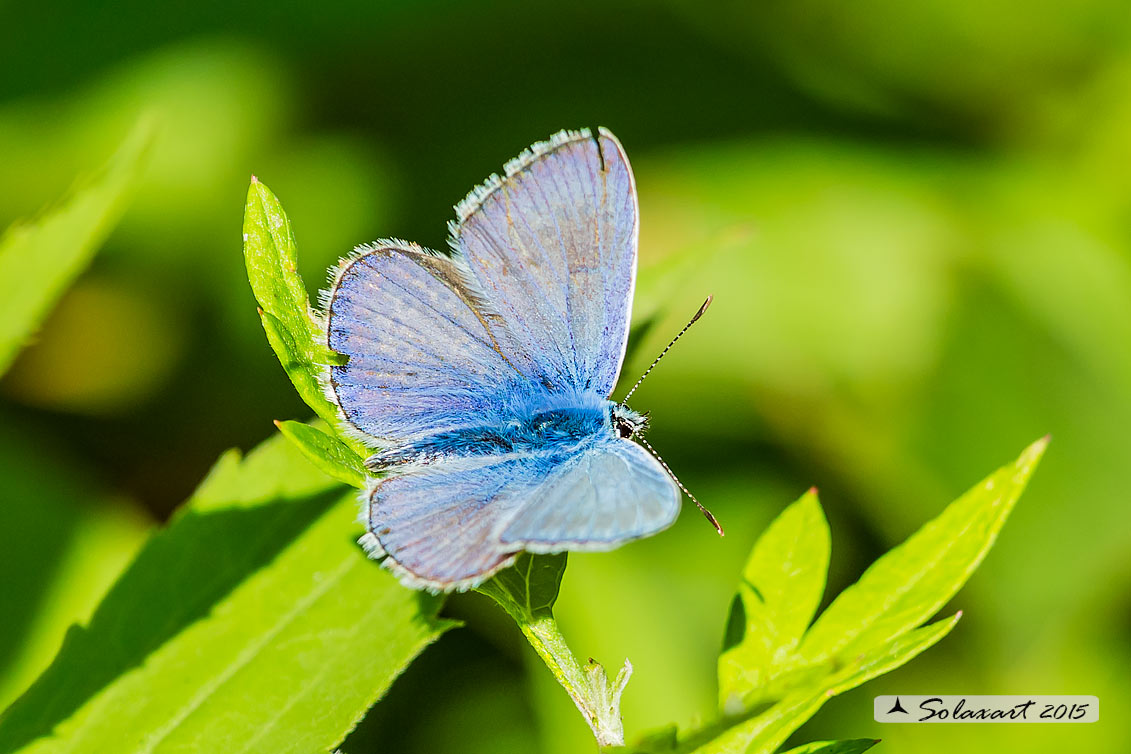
<box><xmin>620</xmin><ymin>296</ymin><xmax>713</xmax><ymax>407</ymax></box>
<box><xmin>636</xmin><ymin>434</ymin><xmax>724</xmax><ymax>537</ymax></box>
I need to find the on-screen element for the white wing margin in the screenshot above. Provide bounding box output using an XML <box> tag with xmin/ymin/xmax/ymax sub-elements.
<box><xmin>450</xmin><ymin>128</ymin><xmax>638</xmax><ymax>397</ymax></box>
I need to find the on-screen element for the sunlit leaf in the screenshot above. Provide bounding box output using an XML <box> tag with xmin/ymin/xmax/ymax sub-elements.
<box><xmin>243</xmin><ymin>178</ymin><xmax>312</xmax><ymax>341</ymax></box>
<box><xmin>0</xmin><ymin>121</ymin><xmax>151</xmax><ymax>375</ymax></box>
<box><xmin>823</xmin><ymin>613</ymin><xmax>960</xmax><ymax>698</ymax></box>
<box><xmin>657</xmin><ymin>438</ymin><xmax>1045</xmax><ymax>753</ymax></box>
<box><xmin>0</xmin><ymin>434</ymin><xmax>452</xmax><ymax>754</ymax></box>
<box><xmin>257</xmin><ymin>309</ymin><xmax>340</xmax><ymax>427</ymax></box>
<box><xmin>718</xmin><ymin>488</ymin><xmax>829</xmax><ymax>712</ymax></box>
<box><xmin>798</xmin><ymin>436</ymin><xmax>1047</xmax><ymax>664</ymax></box>
<box><xmin>693</xmin><ymin>615</ymin><xmax>957</xmax><ymax>754</ymax></box>
<box><xmin>275</xmin><ymin>419</ymin><xmax>367</xmax><ymax>489</ymax></box>
<box><xmin>243</xmin><ymin>179</ymin><xmax>354</xmax><ymax>440</ymax></box>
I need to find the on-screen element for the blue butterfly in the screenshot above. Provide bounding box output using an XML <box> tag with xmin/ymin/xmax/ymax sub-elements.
<box><xmin>324</xmin><ymin>128</ymin><xmax>717</xmax><ymax>592</ymax></box>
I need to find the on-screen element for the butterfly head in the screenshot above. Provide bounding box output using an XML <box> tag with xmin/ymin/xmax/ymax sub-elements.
<box><xmin>611</xmin><ymin>404</ymin><xmax>649</xmax><ymax>439</ymax></box>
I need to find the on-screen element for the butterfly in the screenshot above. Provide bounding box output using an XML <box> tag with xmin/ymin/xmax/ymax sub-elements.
<box><xmin>324</xmin><ymin>127</ymin><xmax>719</xmax><ymax>592</ymax></box>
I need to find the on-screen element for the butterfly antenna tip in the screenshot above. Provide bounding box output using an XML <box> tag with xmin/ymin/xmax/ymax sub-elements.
<box><xmin>690</xmin><ymin>294</ymin><xmax>713</xmax><ymax>323</ymax></box>
<box><xmin>636</xmin><ymin>435</ymin><xmax>724</xmax><ymax>537</ymax></box>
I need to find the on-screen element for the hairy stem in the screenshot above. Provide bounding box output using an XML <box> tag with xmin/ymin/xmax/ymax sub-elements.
<box><xmin>475</xmin><ymin>553</ymin><xmax>630</xmax><ymax>748</ymax></box>
<box><xmin>522</xmin><ymin>615</ymin><xmax>631</xmax><ymax>748</ymax></box>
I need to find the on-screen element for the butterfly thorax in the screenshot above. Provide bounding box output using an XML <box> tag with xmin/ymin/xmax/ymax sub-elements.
<box><xmin>610</xmin><ymin>404</ymin><xmax>648</xmax><ymax>439</ymax></box>
<box><xmin>366</xmin><ymin>397</ymin><xmax>647</xmax><ymax>473</ymax></box>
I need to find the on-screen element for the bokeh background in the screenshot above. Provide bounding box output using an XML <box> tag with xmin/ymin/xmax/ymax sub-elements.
<box><xmin>2</xmin><ymin>1</ymin><xmax>1129</xmax><ymax>752</ymax></box>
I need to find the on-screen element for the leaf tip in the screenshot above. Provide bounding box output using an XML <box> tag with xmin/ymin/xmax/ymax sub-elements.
<box><xmin>272</xmin><ymin>419</ymin><xmax>283</xmax><ymax>429</ymax></box>
<box><xmin>244</xmin><ymin>175</ymin><xmax>277</xmax><ymax>210</ymax></box>
<box><xmin>1017</xmin><ymin>435</ymin><xmax>1050</xmax><ymax>472</ymax></box>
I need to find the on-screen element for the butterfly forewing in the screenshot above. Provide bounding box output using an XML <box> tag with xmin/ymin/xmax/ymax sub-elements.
<box><xmin>452</xmin><ymin>128</ymin><xmax>638</xmax><ymax>397</ymax></box>
<box><xmin>327</xmin><ymin>242</ymin><xmax>531</xmax><ymax>444</ymax></box>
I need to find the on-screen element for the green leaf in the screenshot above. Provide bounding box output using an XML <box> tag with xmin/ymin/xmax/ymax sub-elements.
<box><xmin>242</xmin><ymin>177</ymin><xmax>313</xmax><ymax>341</ymax></box>
<box><xmin>823</xmin><ymin>613</ymin><xmax>960</xmax><ymax>698</ymax></box>
<box><xmin>275</xmin><ymin>419</ymin><xmax>367</xmax><ymax>489</ymax></box>
<box><xmin>243</xmin><ymin>179</ymin><xmax>356</xmax><ymax>441</ymax></box>
<box><xmin>0</xmin><ymin>429</ymin><xmax>149</xmax><ymax>711</ymax></box>
<box><xmin>476</xmin><ymin>551</ymin><xmax>567</xmax><ymax>623</ymax></box>
<box><xmin>670</xmin><ymin>438</ymin><xmax>1044</xmax><ymax>753</ymax></box>
<box><xmin>0</xmin><ymin>434</ymin><xmax>452</xmax><ymax>754</ymax></box>
<box><xmin>718</xmin><ymin>488</ymin><xmax>829</xmax><ymax>712</ymax></box>
<box><xmin>0</xmin><ymin>120</ymin><xmax>151</xmax><ymax>375</ymax></box>
<box><xmin>797</xmin><ymin>436</ymin><xmax>1048</xmax><ymax>664</ymax></box>
<box><xmin>189</xmin><ymin>433</ymin><xmax>338</xmax><ymax>513</ymax></box>
<box><xmin>689</xmin><ymin>689</ymin><xmax>830</xmax><ymax>754</ymax></box>
<box><xmin>693</xmin><ymin>615</ymin><xmax>957</xmax><ymax>754</ymax></box>
<box><xmin>779</xmin><ymin>739</ymin><xmax>880</xmax><ymax>754</ymax></box>
<box><xmin>257</xmin><ymin>309</ymin><xmax>340</xmax><ymax>428</ymax></box>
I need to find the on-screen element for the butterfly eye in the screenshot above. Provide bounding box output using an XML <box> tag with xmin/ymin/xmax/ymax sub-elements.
<box><xmin>615</xmin><ymin>417</ymin><xmax>636</xmax><ymax>438</ymax></box>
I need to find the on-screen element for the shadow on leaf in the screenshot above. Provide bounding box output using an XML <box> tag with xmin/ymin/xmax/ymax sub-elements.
<box><xmin>0</xmin><ymin>488</ymin><xmax>339</xmax><ymax>753</ymax></box>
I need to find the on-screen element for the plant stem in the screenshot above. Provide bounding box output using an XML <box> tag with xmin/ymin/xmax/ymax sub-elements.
<box><xmin>520</xmin><ymin>615</ymin><xmax>632</xmax><ymax>748</ymax></box>
<box><xmin>521</xmin><ymin>614</ymin><xmax>590</xmax><ymax>716</ymax></box>
<box><xmin>476</xmin><ymin>553</ymin><xmax>631</xmax><ymax>748</ymax></box>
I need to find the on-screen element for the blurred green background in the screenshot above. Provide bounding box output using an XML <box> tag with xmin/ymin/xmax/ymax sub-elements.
<box><xmin>2</xmin><ymin>1</ymin><xmax>1129</xmax><ymax>752</ymax></box>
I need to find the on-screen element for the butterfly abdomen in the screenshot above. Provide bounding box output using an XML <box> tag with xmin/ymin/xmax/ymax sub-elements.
<box><xmin>366</xmin><ymin>402</ymin><xmax>616</xmax><ymax>472</ymax></box>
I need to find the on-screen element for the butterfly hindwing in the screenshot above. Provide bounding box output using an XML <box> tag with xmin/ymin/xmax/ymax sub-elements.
<box><xmin>452</xmin><ymin>128</ymin><xmax>637</xmax><ymax>396</ymax></box>
<box><xmin>366</xmin><ymin>438</ymin><xmax>679</xmax><ymax>591</ymax></box>
<box><xmin>362</xmin><ymin>455</ymin><xmax>535</xmax><ymax>590</ymax></box>
<box><xmin>501</xmin><ymin>437</ymin><xmax>680</xmax><ymax>550</ymax></box>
